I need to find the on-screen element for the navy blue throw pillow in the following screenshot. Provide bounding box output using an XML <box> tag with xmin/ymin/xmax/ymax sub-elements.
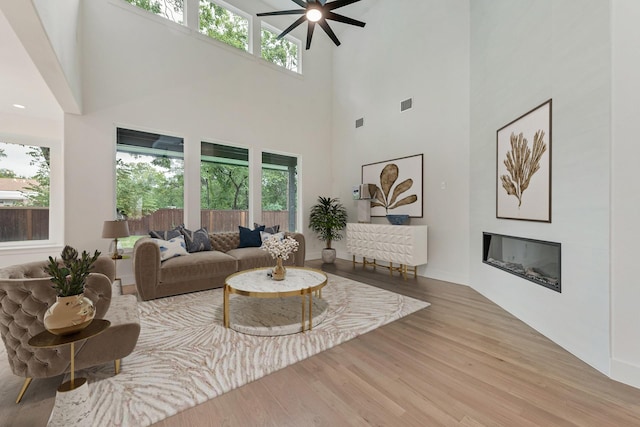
<box><xmin>238</xmin><ymin>225</ymin><xmax>265</xmax><ymax>248</ymax></box>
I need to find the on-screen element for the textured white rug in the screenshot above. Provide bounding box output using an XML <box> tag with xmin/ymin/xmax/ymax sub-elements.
<box><xmin>7</xmin><ymin>274</ymin><xmax>429</xmax><ymax>426</ymax></box>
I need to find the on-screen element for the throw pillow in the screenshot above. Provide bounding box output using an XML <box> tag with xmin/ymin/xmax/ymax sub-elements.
<box><xmin>153</xmin><ymin>235</ymin><xmax>188</xmax><ymax>261</ymax></box>
<box><xmin>238</xmin><ymin>225</ymin><xmax>265</xmax><ymax>248</ymax></box>
<box><xmin>149</xmin><ymin>226</ymin><xmax>182</xmax><ymax>240</ymax></box>
<box><xmin>254</xmin><ymin>223</ymin><xmax>280</xmax><ymax>234</ymax></box>
<box><xmin>179</xmin><ymin>226</ymin><xmax>212</xmax><ymax>253</ymax></box>
<box><xmin>260</xmin><ymin>231</ymin><xmax>285</xmax><ymax>245</ymax></box>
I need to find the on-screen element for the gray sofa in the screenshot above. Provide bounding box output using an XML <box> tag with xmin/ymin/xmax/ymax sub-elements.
<box><xmin>133</xmin><ymin>231</ymin><xmax>306</xmax><ymax>301</ymax></box>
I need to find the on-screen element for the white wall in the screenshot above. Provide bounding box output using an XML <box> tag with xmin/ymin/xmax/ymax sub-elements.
<box><xmin>470</xmin><ymin>0</ymin><xmax>611</xmax><ymax>373</ymax></box>
<box><xmin>63</xmin><ymin>0</ymin><xmax>334</xmax><ymax>282</ymax></box>
<box><xmin>331</xmin><ymin>0</ymin><xmax>471</xmax><ymax>285</ymax></box>
<box><xmin>611</xmin><ymin>0</ymin><xmax>640</xmax><ymax>388</ymax></box>
<box><xmin>32</xmin><ymin>0</ymin><xmax>82</xmax><ymax>113</ymax></box>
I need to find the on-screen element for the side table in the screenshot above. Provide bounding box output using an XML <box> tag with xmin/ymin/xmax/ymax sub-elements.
<box><xmin>28</xmin><ymin>319</ymin><xmax>110</xmax><ymax>426</ymax></box>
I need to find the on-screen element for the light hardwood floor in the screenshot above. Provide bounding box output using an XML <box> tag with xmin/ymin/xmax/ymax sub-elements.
<box><xmin>154</xmin><ymin>259</ymin><xmax>640</xmax><ymax>427</ymax></box>
<box><xmin>3</xmin><ymin>260</ymin><xmax>640</xmax><ymax>426</ymax></box>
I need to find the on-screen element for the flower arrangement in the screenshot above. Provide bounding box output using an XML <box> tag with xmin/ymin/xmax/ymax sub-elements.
<box><xmin>44</xmin><ymin>245</ymin><xmax>101</xmax><ymax>297</ymax></box>
<box><xmin>261</xmin><ymin>236</ymin><xmax>299</xmax><ymax>260</ymax></box>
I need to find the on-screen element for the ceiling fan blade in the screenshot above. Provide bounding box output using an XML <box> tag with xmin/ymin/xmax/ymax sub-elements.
<box><xmin>325</xmin><ymin>11</ymin><xmax>366</xmax><ymax>27</ymax></box>
<box><xmin>289</xmin><ymin>0</ymin><xmax>308</xmax><ymax>7</ymax></box>
<box><xmin>257</xmin><ymin>9</ymin><xmax>305</xmax><ymax>17</ymax></box>
<box><xmin>318</xmin><ymin>20</ymin><xmax>341</xmax><ymax>46</ymax></box>
<box><xmin>326</xmin><ymin>0</ymin><xmax>361</xmax><ymax>11</ymax></box>
<box><xmin>277</xmin><ymin>15</ymin><xmax>307</xmax><ymax>40</ymax></box>
<box><xmin>306</xmin><ymin>21</ymin><xmax>316</xmax><ymax>49</ymax></box>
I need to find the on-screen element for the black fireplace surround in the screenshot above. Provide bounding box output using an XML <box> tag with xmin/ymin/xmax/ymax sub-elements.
<box><xmin>482</xmin><ymin>232</ymin><xmax>561</xmax><ymax>292</ymax></box>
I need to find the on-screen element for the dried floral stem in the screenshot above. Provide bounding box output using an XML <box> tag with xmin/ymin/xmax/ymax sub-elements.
<box><xmin>501</xmin><ymin>130</ymin><xmax>546</xmax><ymax>207</ymax></box>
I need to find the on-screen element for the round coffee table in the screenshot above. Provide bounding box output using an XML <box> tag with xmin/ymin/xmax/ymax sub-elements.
<box><xmin>224</xmin><ymin>267</ymin><xmax>328</xmax><ymax>334</ymax></box>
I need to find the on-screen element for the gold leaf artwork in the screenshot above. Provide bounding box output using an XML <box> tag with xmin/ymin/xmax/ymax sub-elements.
<box><xmin>371</xmin><ymin>163</ymin><xmax>417</xmax><ymax>213</ymax></box>
<box><xmin>500</xmin><ymin>130</ymin><xmax>547</xmax><ymax>207</ymax></box>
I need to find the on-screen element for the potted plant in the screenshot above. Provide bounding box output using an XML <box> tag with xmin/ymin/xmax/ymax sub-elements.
<box><xmin>43</xmin><ymin>245</ymin><xmax>101</xmax><ymax>335</ymax></box>
<box><xmin>308</xmin><ymin>196</ymin><xmax>348</xmax><ymax>264</ymax></box>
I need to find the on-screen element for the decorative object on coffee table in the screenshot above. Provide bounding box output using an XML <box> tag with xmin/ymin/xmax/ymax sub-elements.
<box><xmin>261</xmin><ymin>235</ymin><xmax>300</xmax><ymax>281</ymax></box>
<box><xmin>43</xmin><ymin>246</ymin><xmax>101</xmax><ymax>335</ymax></box>
<box><xmin>308</xmin><ymin>196</ymin><xmax>348</xmax><ymax>264</ymax></box>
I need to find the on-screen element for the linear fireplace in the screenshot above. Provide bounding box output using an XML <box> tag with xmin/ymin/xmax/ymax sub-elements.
<box><xmin>482</xmin><ymin>232</ymin><xmax>561</xmax><ymax>292</ymax></box>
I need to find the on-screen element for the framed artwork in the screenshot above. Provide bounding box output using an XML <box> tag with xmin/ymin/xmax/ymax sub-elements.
<box><xmin>496</xmin><ymin>99</ymin><xmax>552</xmax><ymax>222</ymax></box>
<box><xmin>362</xmin><ymin>154</ymin><xmax>423</xmax><ymax>218</ymax></box>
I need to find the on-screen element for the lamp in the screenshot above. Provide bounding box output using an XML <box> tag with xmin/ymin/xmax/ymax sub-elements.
<box><xmin>102</xmin><ymin>220</ymin><xmax>130</xmax><ymax>260</ymax></box>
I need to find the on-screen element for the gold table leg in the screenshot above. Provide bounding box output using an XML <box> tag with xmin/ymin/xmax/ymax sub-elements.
<box><xmin>301</xmin><ymin>294</ymin><xmax>306</xmax><ymax>332</ymax></box>
<box><xmin>308</xmin><ymin>292</ymin><xmax>313</xmax><ymax>331</ymax></box>
<box><xmin>16</xmin><ymin>377</ymin><xmax>32</xmax><ymax>404</ymax></box>
<box><xmin>70</xmin><ymin>341</ymin><xmax>75</xmax><ymax>389</ymax></box>
<box><xmin>224</xmin><ymin>285</ymin><xmax>229</xmax><ymax>328</ymax></box>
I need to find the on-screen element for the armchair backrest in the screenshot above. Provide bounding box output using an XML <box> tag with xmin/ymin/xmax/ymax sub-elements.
<box><xmin>0</xmin><ymin>261</ymin><xmax>113</xmax><ymax>378</ymax></box>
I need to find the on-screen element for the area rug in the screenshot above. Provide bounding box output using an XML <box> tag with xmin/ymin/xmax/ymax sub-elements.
<box><xmin>4</xmin><ymin>274</ymin><xmax>429</xmax><ymax>426</ymax></box>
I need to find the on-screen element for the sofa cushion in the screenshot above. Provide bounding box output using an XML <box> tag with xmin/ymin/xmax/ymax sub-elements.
<box><xmin>153</xmin><ymin>236</ymin><xmax>188</xmax><ymax>261</ymax></box>
<box><xmin>238</xmin><ymin>225</ymin><xmax>265</xmax><ymax>248</ymax></box>
<box><xmin>209</xmin><ymin>232</ymin><xmax>240</xmax><ymax>253</ymax></box>
<box><xmin>159</xmin><ymin>251</ymin><xmax>237</xmax><ymax>284</ymax></box>
<box><xmin>226</xmin><ymin>247</ymin><xmax>275</xmax><ymax>271</ymax></box>
<box><xmin>254</xmin><ymin>223</ymin><xmax>280</xmax><ymax>234</ymax></box>
<box><xmin>149</xmin><ymin>226</ymin><xmax>182</xmax><ymax>240</ymax></box>
<box><xmin>180</xmin><ymin>227</ymin><xmax>212</xmax><ymax>253</ymax></box>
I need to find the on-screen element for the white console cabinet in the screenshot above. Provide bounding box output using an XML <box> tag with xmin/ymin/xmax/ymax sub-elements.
<box><xmin>346</xmin><ymin>223</ymin><xmax>428</xmax><ymax>279</ymax></box>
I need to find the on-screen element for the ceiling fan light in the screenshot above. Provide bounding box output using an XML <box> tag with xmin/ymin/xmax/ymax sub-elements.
<box><xmin>306</xmin><ymin>9</ymin><xmax>322</xmax><ymax>22</ymax></box>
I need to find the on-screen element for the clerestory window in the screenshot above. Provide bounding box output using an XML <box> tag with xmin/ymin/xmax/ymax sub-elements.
<box><xmin>199</xmin><ymin>0</ymin><xmax>250</xmax><ymax>52</ymax></box>
<box><xmin>123</xmin><ymin>0</ymin><xmax>184</xmax><ymax>24</ymax></box>
<box><xmin>261</xmin><ymin>23</ymin><xmax>301</xmax><ymax>73</ymax></box>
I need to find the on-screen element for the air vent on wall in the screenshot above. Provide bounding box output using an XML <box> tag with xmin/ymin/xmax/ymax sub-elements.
<box><xmin>355</xmin><ymin>118</ymin><xmax>364</xmax><ymax>128</ymax></box>
<box><xmin>401</xmin><ymin>98</ymin><xmax>413</xmax><ymax>112</ymax></box>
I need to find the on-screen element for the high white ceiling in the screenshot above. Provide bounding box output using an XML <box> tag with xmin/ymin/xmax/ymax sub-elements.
<box><xmin>0</xmin><ymin>8</ymin><xmax>61</xmax><ymax>122</ymax></box>
<box><xmin>0</xmin><ymin>0</ymin><xmax>372</xmax><ymax>124</ymax></box>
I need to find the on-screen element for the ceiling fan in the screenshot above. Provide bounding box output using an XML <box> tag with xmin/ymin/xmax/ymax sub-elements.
<box><xmin>257</xmin><ymin>0</ymin><xmax>366</xmax><ymax>50</ymax></box>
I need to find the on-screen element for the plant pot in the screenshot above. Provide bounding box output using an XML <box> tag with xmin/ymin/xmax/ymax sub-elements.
<box><xmin>272</xmin><ymin>257</ymin><xmax>286</xmax><ymax>281</ymax></box>
<box><xmin>321</xmin><ymin>248</ymin><xmax>336</xmax><ymax>264</ymax></box>
<box><xmin>44</xmin><ymin>294</ymin><xmax>96</xmax><ymax>336</ymax></box>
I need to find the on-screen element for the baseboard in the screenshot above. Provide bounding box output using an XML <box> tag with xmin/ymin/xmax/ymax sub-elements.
<box><xmin>422</xmin><ymin>267</ymin><xmax>469</xmax><ymax>287</ymax></box>
<box><xmin>611</xmin><ymin>358</ymin><xmax>640</xmax><ymax>389</ymax></box>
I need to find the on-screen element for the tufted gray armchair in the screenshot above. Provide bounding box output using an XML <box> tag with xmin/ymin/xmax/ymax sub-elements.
<box><xmin>0</xmin><ymin>256</ymin><xmax>140</xmax><ymax>403</ymax></box>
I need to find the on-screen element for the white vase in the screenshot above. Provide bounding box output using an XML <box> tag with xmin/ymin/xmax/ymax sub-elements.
<box><xmin>44</xmin><ymin>294</ymin><xmax>95</xmax><ymax>336</ymax></box>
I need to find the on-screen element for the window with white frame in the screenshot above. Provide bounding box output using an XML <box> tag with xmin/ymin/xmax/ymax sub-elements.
<box><xmin>0</xmin><ymin>141</ymin><xmax>51</xmax><ymax>242</ymax></box>
<box><xmin>262</xmin><ymin>152</ymin><xmax>298</xmax><ymax>232</ymax></box>
<box><xmin>123</xmin><ymin>0</ymin><xmax>184</xmax><ymax>24</ymax></box>
<box><xmin>200</xmin><ymin>142</ymin><xmax>249</xmax><ymax>232</ymax></box>
<box><xmin>261</xmin><ymin>23</ymin><xmax>301</xmax><ymax>73</ymax></box>
<box><xmin>199</xmin><ymin>0</ymin><xmax>250</xmax><ymax>52</ymax></box>
<box><xmin>116</xmin><ymin>128</ymin><xmax>185</xmax><ymax>248</ymax></box>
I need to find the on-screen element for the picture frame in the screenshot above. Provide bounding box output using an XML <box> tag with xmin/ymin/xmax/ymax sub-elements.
<box><xmin>362</xmin><ymin>154</ymin><xmax>423</xmax><ymax>218</ymax></box>
<box><xmin>496</xmin><ymin>99</ymin><xmax>552</xmax><ymax>222</ymax></box>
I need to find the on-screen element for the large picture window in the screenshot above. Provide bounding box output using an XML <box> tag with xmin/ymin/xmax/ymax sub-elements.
<box><xmin>116</xmin><ymin>128</ymin><xmax>184</xmax><ymax>247</ymax></box>
<box><xmin>0</xmin><ymin>141</ymin><xmax>50</xmax><ymax>242</ymax></box>
<box><xmin>262</xmin><ymin>152</ymin><xmax>297</xmax><ymax>232</ymax></box>
<box><xmin>200</xmin><ymin>142</ymin><xmax>249</xmax><ymax>232</ymax></box>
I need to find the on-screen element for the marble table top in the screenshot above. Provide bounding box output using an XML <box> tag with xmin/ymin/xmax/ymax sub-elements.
<box><xmin>226</xmin><ymin>267</ymin><xmax>327</xmax><ymax>294</ymax></box>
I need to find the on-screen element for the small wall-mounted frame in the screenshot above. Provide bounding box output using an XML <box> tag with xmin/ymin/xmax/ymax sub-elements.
<box><xmin>496</xmin><ymin>99</ymin><xmax>552</xmax><ymax>222</ymax></box>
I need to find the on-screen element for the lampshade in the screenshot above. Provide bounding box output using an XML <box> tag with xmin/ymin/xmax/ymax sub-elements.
<box><xmin>102</xmin><ymin>220</ymin><xmax>130</xmax><ymax>239</ymax></box>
